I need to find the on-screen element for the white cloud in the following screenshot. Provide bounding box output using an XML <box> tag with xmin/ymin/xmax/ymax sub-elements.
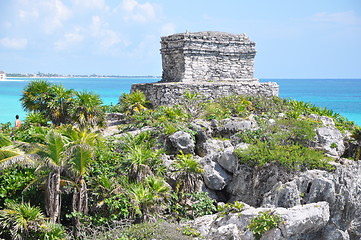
<box><xmin>55</xmin><ymin>27</ymin><xmax>84</xmax><ymax>50</ymax></box>
<box><xmin>90</xmin><ymin>16</ymin><xmax>128</xmax><ymax>51</ymax></box>
<box><xmin>72</xmin><ymin>0</ymin><xmax>108</xmax><ymax>10</ymax></box>
<box><xmin>17</xmin><ymin>9</ymin><xmax>39</xmax><ymax>21</ymax></box>
<box><xmin>43</xmin><ymin>0</ymin><xmax>72</xmax><ymax>33</ymax></box>
<box><xmin>0</xmin><ymin>37</ymin><xmax>28</xmax><ymax>49</ymax></box>
<box><xmin>121</xmin><ymin>0</ymin><xmax>158</xmax><ymax>23</ymax></box>
<box><xmin>161</xmin><ymin>23</ymin><xmax>176</xmax><ymax>36</ymax></box>
<box><xmin>310</xmin><ymin>11</ymin><xmax>361</xmax><ymax>25</ymax></box>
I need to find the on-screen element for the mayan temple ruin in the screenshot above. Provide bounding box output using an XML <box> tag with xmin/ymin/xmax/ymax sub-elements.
<box><xmin>131</xmin><ymin>31</ymin><xmax>279</xmax><ymax>106</ymax></box>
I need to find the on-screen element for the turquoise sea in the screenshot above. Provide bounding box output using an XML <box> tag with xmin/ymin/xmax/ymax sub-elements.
<box><xmin>0</xmin><ymin>78</ymin><xmax>360</xmax><ymax>126</ymax></box>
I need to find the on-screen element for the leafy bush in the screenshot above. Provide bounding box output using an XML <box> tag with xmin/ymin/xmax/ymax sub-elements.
<box><xmin>12</xmin><ymin>125</ymin><xmax>50</xmax><ymax>144</ymax></box>
<box><xmin>82</xmin><ymin>221</ymin><xmax>194</xmax><ymax>240</ymax></box>
<box><xmin>248</xmin><ymin>210</ymin><xmax>283</xmax><ymax>240</ymax></box>
<box><xmin>0</xmin><ymin>122</ymin><xmax>12</xmax><ymax>135</ymax></box>
<box><xmin>119</xmin><ymin>90</ymin><xmax>150</xmax><ymax>115</ymax></box>
<box><xmin>236</xmin><ymin>118</ymin><xmax>317</xmax><ymax>147</ymax></box>
<box><xmin>217</xmin><ymin>201</ymin><xmax>245</xmax><ymax>217</ymax></box>
<box><xmin>235</xmin><ymin>141</ymin><xmax>334</xmax><ymax>170</ymax></box>
<box><xmin>0</xmin><ymin>167</ymin><xmax>41</xmax><ymax>208</ymax></box>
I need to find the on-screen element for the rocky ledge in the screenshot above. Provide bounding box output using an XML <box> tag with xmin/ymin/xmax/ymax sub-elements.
<box><xmin>104</xmin><ymin>112</ymin><xmax>361</xmax><ymax>240</ymax></box>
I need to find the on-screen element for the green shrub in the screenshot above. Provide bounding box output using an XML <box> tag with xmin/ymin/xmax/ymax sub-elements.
<box><xmin>181</xmin><ymin>225</ymin><xmax>201</xmax><ymax>237</ymax></box>
<box><xmin>217</xmin><ymin>201</ymin><xmax>245</xmax><ymax>217</ymax></box>
<box><xmin>248</xmin><ymin>210</ymin><xmax>283</xmax><ymax>240</ymax></box>
<box><xmin>235</xmin><ymin>141</ymin><xmax>334</xmax><ymax>170</ymax></box>
<box><xmin>0</xmin><ymin>167</ymin><xmax>41</xmax><ymax>208</ymax></box>
<box><xmin>0</xmin><ymin>122</ymin><xmax>12</xmax><ymax>135</ymax></box>
<box><xmin>84</xmin><ymin>221</ymin><xmax>193</xmax><ymax>240</ymax></box>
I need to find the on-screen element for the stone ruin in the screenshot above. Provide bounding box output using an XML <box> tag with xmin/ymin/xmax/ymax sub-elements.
<box><xmin>131</xmin><ymin>31</ymin><xmax>278</xmax><ymax>107</ymax></box>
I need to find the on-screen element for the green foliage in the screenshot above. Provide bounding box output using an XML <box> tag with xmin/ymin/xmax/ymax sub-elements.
<box><xmin>168</xmin><ymin>192</ymin><xmax>216</xmax><ymax>221</ymax></box>
<box><xmin>102</xmin><ymin>103</ymin><xmax>122</xmax><ymax>113</ymax></box>
<box><xmin>70</xmin><ymin>90</ymin><xmax>105</xmax><ymax>129</ymax></box>
<box><xmin>0</xmin><ymin>202</ymin><xmax>65</xmax><ymax>240</ymax></box>
<box><xmin>25</xmin><ymin>112</ymin><xmax>49</xmax><ymax>126</ymax></box>
<box><xmin>179</xmin><ymin>91</ymin><xmax>206</xmax><ymax>121</ymax></box>
<box><xmin>88</xmin><ymin>221</ymin><xmax>193</xmax><ymax>240</ymax></box>
<box><xmin>269</xmin><ymin>118</ymin><xmax>317</xmax><ymax>146</ymax></box>
<box><xmin>0</xmin><ymin>133</ymin><xmax>12</xmax><ymax>147</ymax></box>
<box><xmin>36</xmin><ymin>222</ymin><xmax>66</xmax><ymax>240</ymax></box>
<box><xmin>186</xmin><ymin>192</ymin><xmax>217</xmax><ymax>218</ymax></box>
<box><xmin>248</xmin><ymin>210</ymin><xmax>283</xmax><ymax>240</ymax></box>
<box><xmin>103</xmin><ymin>194</ymin><xmax>131</xmax><ymax>221</ymax></box>
<box><xmin>20</xmin><ymin>80</ymin><xmax>105</xmax><ymax>129</ymax></box>
<box><xmin>236</xmin><ymin>118</ymin><xmax>317</xmax><ymax>147</ymax></box>
<box><xmin>12</xmin><ymin>125</ymin><xmax>50</xmax><ymax>144</ymax></box>
<box><xmin>351</xmin><ymin>127</ymin><xmax>361</xmax><ymax>160</ymax></box>
<box><xmin>235</xmin><ymin>141</ymin><xmax>334</xmax><ymax>170</ymax></box>
<box><xmin>181</xmin><ymin>225</ymin><xmax>201</xmax><ymax>237</ymax></box>
<box><xmin>0</xmin><ymin>122</ymin><xmax>12</xmax><ymax>135</ymax></box>
<box><xmin>204</xmin><ymin>95</ymin><xmax>253</xmax><ymax>120</ymax></box>
<box><xmin>0</xmin><ymin>167</ymin><xmax>40</xmax><ymax>208</ymax></box>
<box><xmin>119</xmin><ymin>90</ymin><xmax>149</xmax><ymax>115</ymax></box>
<box><xmin>217</xmin><ymin>201</ymin><xmax>245</xmax><ymax>217</ymax></box>
<box><xmin>126</xmin><ymin>179</ymin><xmax>169</xmax><ymax>222</ymax></box>
<box><xmin>172</xmin><ymin>151</ymin><xmax>204</xmax><ymax>194</ymax></box>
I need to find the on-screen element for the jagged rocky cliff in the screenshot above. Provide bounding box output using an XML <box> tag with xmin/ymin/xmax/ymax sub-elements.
<box><xmin>105</xmin><ymin>112</ymin><xmax>361</xmax><ymax>240</ymax></box>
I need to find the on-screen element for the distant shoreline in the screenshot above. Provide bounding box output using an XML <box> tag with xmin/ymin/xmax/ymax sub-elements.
<box><xmin>6</xmin><ymin>76</ymin><xmax>161</xmax><ymax>79</ymax></box>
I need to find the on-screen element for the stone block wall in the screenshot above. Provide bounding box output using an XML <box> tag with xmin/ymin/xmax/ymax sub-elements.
<box><xmin>160</xmin><ymin>31</ymin><xmax>256</xmax><ymax>83</ymax></box>
<box><xmin>131</xmin><ymin>81</ymin><xmax>279</xmax><ymax>107</ymax></box>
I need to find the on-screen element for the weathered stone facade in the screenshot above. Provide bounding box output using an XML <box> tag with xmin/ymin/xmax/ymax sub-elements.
<box><xmin>132</xmin><ymin>81</ymin><xmax>278</xmax><ymax>107</ymax></box>
<box><xmin>131</xmin><ymin>31</ymin><xmax>278</xmax><ymax>106</ymax></box>
<box><xmin>160</xmin><ymin>31</ymin><xmax>256</xmax><ymax>83</ymax></box>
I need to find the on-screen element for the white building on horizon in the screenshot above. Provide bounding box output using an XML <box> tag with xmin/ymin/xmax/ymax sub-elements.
<box><xmin>0</xmin><ymin>71</ymin><xmax>6</xmax><ymax>80</ymax></box>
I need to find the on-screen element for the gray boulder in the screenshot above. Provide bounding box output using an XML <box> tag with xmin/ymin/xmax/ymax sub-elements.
<box><xmin>200</xmin><ymin>202</ymin><xmax>330</xmax><ymax>240</ymax></box>
<box><xmin>226</xmin><ymin>161</ymin><xmax>361</xmax><ymax>240</ymax></box>
<box><xmin>309</xmin><ymin>114</ymin><xmax>335</xmax><ymax>126</ymax></box>
<box><xmin>315</xmin><ymin>126</ymin><xmax>345</xmax><ymax>158</ymax></box>
<box><xmin>323</xmin><ymin>225</ymin><xmax>350</xmax><ymax>240</ymax></box>
<box><xmin>201</xmin><ymin>139</ymin><xmax>233</xmax><ymax>156</ymax></box>
<box><xmin>217</xmin><ymin>146</ymin><xmax>239</xmax><ymax>173</ymax></box>
<box><xmin>216</xmin><ymin>117</ymin><xmax>258</xmax><ymax>138</ymax></box>
<box><xmin>276</xmin><ymin>202</ymin><xmax>330</xmax><ymax>239</ymax></box>
<box><xmin>168</xmin><ymin>131</ymin><xmax>195</xmax><ymax>154</ymax></box>
<box><xmin>201</xmin><ymin>154</ymin><xmax>232</xmax><ymax>190</ymax></box>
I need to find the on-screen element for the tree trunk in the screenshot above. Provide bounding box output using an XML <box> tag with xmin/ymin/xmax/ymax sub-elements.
<box><xmin>72</xmin><ymin>176</ymin><xmax>89</xmax><ymax>237</ymax></box>
<box><xmin>45</xmin><ymin>170</ymin><xmax>61</xmax><ymax>223</ymax></box>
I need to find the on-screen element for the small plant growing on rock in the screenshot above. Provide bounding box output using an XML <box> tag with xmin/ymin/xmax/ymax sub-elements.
<box><xmin>181</xmin><ymin>225</ymin><xmax>201</xmax><ymax>237</ymax></box>
<box><xmin>217</xmin><ymin>201</ymin><xmax>245</xmax><ymax>217</ymax></box>
<box><xmin>248</xmin><ymin>210</ymin><xmax>283</xmax><ymax>240</ymax></box>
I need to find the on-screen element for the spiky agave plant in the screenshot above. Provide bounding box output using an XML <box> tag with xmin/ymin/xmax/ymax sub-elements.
<box><xmin>0</xmin><ymin>202</ymin><xmax>46</xmax><ymax>240</ymax></box>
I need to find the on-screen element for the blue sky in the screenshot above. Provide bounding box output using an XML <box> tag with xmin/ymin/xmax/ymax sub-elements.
<box><xmin>0</xmin><ymin>0</ymin><xmax>360</xmax><ymax>78</ymax></box>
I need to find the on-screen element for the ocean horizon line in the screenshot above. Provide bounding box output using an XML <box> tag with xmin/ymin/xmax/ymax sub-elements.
<box><xmin>5</xmin><ymin>77</ymin><xmax>361</xmax><ymax>80</ymax></box>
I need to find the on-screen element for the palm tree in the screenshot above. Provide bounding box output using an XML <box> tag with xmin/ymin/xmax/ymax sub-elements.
<box><xmin>20</xmin><ymin>80</ymin><xmax>75</xmax><ymax>126</ymax></box>
<box><xmin>34</xmin><ymin>130</ymin><xmax>68</xmax><ymax>223</ymax></box>
<box><xmin>0</xmin><ymin>133</ymin><xmax>35</xmax><ymax>170</ymax></box>
<box><xmin>123</xmin><ymin>145</ymin><xmax>162</xmax><ymax>182</ymax></box>
<box><xmin>119</xmin><ymin>90</ymin><xmax>149</xmax><ymax>115</ymax></box>
<box><xmin>46</xmin><ymin>84</ymin><xmax>74</xmax><ymax>125</ymax></box>
<box><xmin>63</xmin><ymin>127</ymin><xmax>99</xmax><ymax>235</ymax></box>
<box><xmin>20</xmin><ymin>80</ymin><xmax>52</xmax><ymax>114</ymax></box>
<box><xmin>172</xmin><ymin>151</ymin><xmax>204</xmax><ymax>194</ymax></box>
<box><xmin>70</xmin><ymin>90</ymin><xmax>105</xmax><ymax>130</ymax></box>
<box><xmin>0</xmin><ymin>202</ymin><xmax>46</xmax><ymax>240</ymax></box>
